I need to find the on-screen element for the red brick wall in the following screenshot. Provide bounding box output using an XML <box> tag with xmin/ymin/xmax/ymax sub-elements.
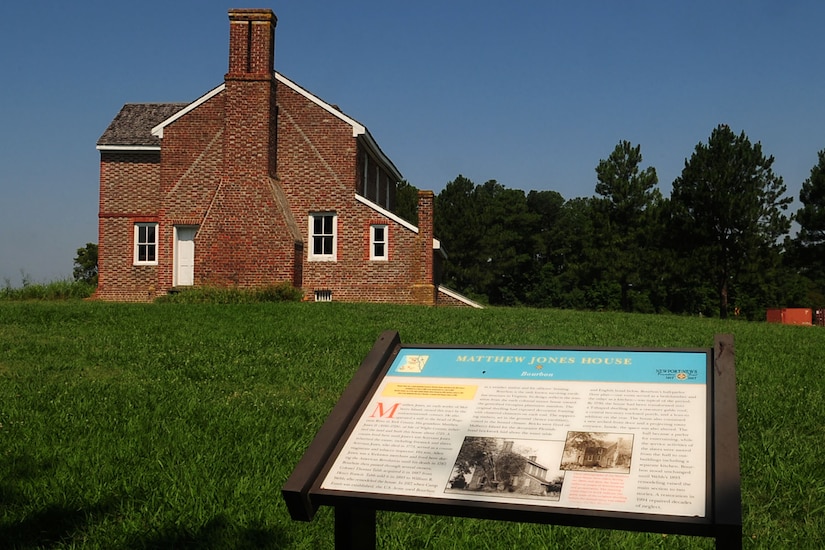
<box><xmin>95</xmin><ymin>7</ymin><xmax>450</xmax><ymax>305</ymax></box>
<box><xmin>276</xmin><ymin>81</ymin><xmax>433</xmax><ymax>304</ymax></box>
<box><xmin>100</xmin><ymin>152</ymin><xmax>161</xmax><ymax>214</ymax></box>
<box><xmin>96</xmin><ymin>152</ymin><xmax>162</xmax><ymax>301</ymax></box>
<box><xmin>192</xmin><ymin>10</ymin><xmax>299</xmax><ymax>289</ymax></box>
<box><xmin>157</xmin><ymin>94</ymin><xmax>223</xmax><ymax>290</ymax></box>
<box><xmin>355</xmin><ymin>146</ymin><xmax>397</xmax><ymax>211</ymax></box>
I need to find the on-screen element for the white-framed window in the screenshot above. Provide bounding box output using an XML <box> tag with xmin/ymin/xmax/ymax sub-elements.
<box><xmin>370</xmin><ymin>224</ymin><xmax>388</xmax><ymax>260</ymax></box>
<box><xmin>134</xmin><ymin>222</ymin><xmax>158</xmax><ymax>265</ymax></box>
<box><xmin>309</xmin><ymin>213</ymin><xmax>337</xmax><ymax>261</ymax></box>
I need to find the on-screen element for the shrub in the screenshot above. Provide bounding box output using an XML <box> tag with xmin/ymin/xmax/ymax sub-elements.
<box><xmin>0</xmin><ymin>279</ymin><xmax>96</xmax><ymax>301</ymax></box>
<box><xmin>155</xmin><ymin>283</ymin><xmax>303</xmax><ymax>304</ymax></box>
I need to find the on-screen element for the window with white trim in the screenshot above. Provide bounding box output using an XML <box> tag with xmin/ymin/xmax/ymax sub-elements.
<box><xmin>134</xmin><ymin>222</ymin><xmax>158</xmax><ymax>265</ymax></box>
<box><xmin>309</xmin><ymin>213</ymin><xmax>337</xmax><ymax>261</ymax></box>
<box><xmin>370</xmin><ymin>224</ymin><xmax>388</xmax><ymax>260</ymax></box>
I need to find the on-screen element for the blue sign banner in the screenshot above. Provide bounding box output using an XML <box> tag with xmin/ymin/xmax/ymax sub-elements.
<box><xmin>390</xmin><ymin>348</ymin><xmax>707</xmax><ymax>384</ymax></box>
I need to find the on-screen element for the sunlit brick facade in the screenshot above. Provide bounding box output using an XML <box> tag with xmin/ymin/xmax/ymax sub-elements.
<box><xmin>95</xmin><ymin>9</ymin><xmax>475</xmax><ymax>306</ymax></box>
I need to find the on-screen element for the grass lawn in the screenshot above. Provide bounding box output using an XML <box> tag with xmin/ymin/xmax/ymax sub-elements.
<box><xmin>0</xmin><ymin>301</ymin><xmax>823</xmax><ymax>549</ymax></box>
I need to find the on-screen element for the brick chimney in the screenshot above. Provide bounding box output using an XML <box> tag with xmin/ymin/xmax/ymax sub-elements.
<box><xmin>197</xmin><ymin>9</ymin><xmax>298</xmax><ymax>289</ymax></box>
<box><xmin>225</xmin><ymin>8</ymin><xmax>277</xmax><ymax>178</ymax></box>
<box><xmin>412</xmin><ymin>190</ymin><xmax>436</xmax><ymax>305</ymax></box>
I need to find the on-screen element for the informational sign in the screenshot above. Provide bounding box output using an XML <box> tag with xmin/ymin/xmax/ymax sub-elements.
<box><xmin>319</xmin><ymin>347</ymin><xmax>709</xmax><ymax>519</ymax></box>
<box><xmin>283</xmin><ymin>332</ymin><xmax>740</xmax><ymax>549</ymax></box>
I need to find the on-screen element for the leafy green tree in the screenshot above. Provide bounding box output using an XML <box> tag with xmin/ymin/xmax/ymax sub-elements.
<box><xmin>435</xmin><ymin>175</ymin><xmax>483</xmax><ymax>298</ymax></box>
<box><xmin>592</xmin><ymin>141</ymin><xmax>663</xmax><ymax>311</ymax></box>
<box><xmin>670</xmin><ymin>125</ymin><xmax>792</xmax><ymax>318</ymax></box>
<box><xmin>435</xmin><ymin>176</ymin><xmax>539</xmax><ymax>305</ymax></box>
<box><xmin>73</xmin><ymin>243</ymin><xmax>98</xmax><ymax>285</ymax></box>
<box><xmin>788</xmin><ymin>149</ymin><xmax>825</xmax><ymax>306</ymax></box>
<box><xmin>473</xmin><ymin>180</ymin><xmax>540</xmax><ymax>305</ymax></box>
<box><xmin>394</xmin><ymin>179</ymin><xmax>419</xmax><ymax>225</ymax></box>
<box><xmin>547</xmin><ymin>197</ymin><xmax>602</xmax><ymax>309</ymax></box>
<box><xmin>524</xmin><ymin>190</ymin><xmax>566</xmax><ymax>307</ymax></box>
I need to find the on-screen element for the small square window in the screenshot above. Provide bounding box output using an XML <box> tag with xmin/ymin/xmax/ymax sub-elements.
<box><xmin>134</xmin><ymin>222</ymin><xmax>158</xmax><ymax>265</ymax></box>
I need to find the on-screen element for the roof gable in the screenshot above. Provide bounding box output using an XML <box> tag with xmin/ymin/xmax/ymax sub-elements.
<box><xmin>151</xmin><ymin>84</ymin><xmax>225</xmax><ymax>139</ymax></box>
<box><xmin>98</xmin><ymin>73</ymin><xmax>403</xmax><ymax>182</ymax></box>
<box><xmin>96</xmin><ymin>103</ymin><xmax>187</xmax><ymax>150</ymax></box>
<box><xmin>275</xmin><ymin>73</ymin><xmax>366</xmax><ymax>137</ymax></box>
<box><xmin>354</xmin><ymin>194</ymin><xmax>442</xmax><ymax>252</ymax></box>
<box><xmin>274</xmin><ymin>74</ymin><xmax>402</xmax><ymax>182</ymax></box>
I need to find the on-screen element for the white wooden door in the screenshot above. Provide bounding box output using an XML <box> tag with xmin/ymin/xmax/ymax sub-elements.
<box><xmin>174</xmin><ymin>226</ymin><xmax>197</xmax><ymax>287</ymax></box>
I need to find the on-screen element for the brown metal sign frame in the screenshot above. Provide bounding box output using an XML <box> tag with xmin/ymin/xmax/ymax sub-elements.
<box><xmin>282</xmin><ymin>331</ymin><xmax>741</xmax><ymax>549</ymax></box>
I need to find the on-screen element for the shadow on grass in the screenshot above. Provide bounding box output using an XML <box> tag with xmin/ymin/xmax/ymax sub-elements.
<box><xmin>1</xmin><ymin>452</ymin><xmax>114</xmax><ymax>548</ymax></box>
<box><xmin>125</xmin><ymin>515</ymin><xmax>292</xmax><ymax>549</ymax></box>
<box><xmin>0</xmin><ymin>502</ymin><xmax>115</xmax><ymax>549</ymax></box>
<box><xmin>1</xmin><ymin>454</ymin><xmax>292</xmax><ymax>549</ymax></box>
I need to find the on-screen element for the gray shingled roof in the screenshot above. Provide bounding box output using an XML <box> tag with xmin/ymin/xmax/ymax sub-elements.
<box><xmin>97</xmin><ymin>103</ymin><xmax>188</xmax><ymax>147</ymax></box>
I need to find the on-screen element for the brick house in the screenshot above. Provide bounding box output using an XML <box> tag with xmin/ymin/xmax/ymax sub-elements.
<box><xmin>95</xmin><ymin>8</ymin><xmax>478</xmax><ymax>306</ymax></box>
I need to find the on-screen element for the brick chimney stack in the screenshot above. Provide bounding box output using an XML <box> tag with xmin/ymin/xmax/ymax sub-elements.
<box><xmin>225</xmin><ymin>9</ymin><xmax>277</xmax><ymax>178</ymax></box>
<box><xmin>227</xmin><ymin>9</ymin><xmax>276</xmax><ymax>77</ymax></box>
<box><xmin>412</xmin><ymin>190</ymin><xmax>436</xmax><ymax>305</ymax></box>
<box><xmin>199</xmin><ymin>8</ymin><xmax>296</xmax><ymax>289</ymax></box>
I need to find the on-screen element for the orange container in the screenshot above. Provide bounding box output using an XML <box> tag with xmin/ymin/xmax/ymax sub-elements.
<box><xmin>766</xmin><ymin>308</ymin><xmax>812</xmax><ymax>325</ymax></box>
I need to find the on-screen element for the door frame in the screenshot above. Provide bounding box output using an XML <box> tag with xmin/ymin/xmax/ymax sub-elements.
<box><xmin>173</xmin><ymin>225</ymin><xmax>198</xmax><ymax>287</ymax></box>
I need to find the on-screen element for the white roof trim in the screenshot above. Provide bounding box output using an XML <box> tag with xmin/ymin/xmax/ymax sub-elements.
<box><xmin>275</xmin><ymin>73</ymin><xmax>365</xmax><ymax>137</ymax></box>
<box><xmin>355</xmin><ymin>194</ymin><xmax>417</xmax><ymax>233</ymax></box>
<box><xmin>96</xmin><ymin>145</ymin><xmax>160</xmax><ymax>151</ymax></box>
<box><xmin>275</xmin><ymin>73</ymin><xmax>403</xmax><ymax>182</ymax></box>
<box><xmin>151</xmin><ymin>84</ymin><xmax>226</xmax><ymax>138</ymax></box>
<box><xmin>144</xmin><ymin>73</ymin><xmax>403</xmax><ymax>182</ymax></box>
<box><xmin>438</xmin><ymin>286</ymin><xmax>485</xmax><ymax>309</ymax></box>
<box><xmin>360</xmin><ymin>128</ymin><xmax>403</xmax><ymax>183</ymax></box>
<box><xmin>354</xmin><ymin>194</ymin><xmax>442</xmax><ymax>251</ymax></box>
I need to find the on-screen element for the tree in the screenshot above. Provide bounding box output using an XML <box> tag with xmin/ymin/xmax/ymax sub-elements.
<box><xmin>788</xmin><ymin>149</ymin><xmax>825</xmax><ymax>305</ymax></box>
<box><xmin>435</xmin><ymin>176</ymin><xmax>540</xmax><ymax>305</ymax></box>
<box><xmin>452</xmin><ymin>437</ymin><xmax>527</xmax><ymax>490</ymax></box>
<box><xmin>73</xmin><ymin>243</ymin><xmax>98</xmax><ymax>285</ymax></box>
<box><xmin>592</xmin><ymin>141</ymin><xmax>663</xmax><ymax>311</ymax></box>
<box><xmin>435</xmin><ymin>175</ymin><xmax>484</xmax><ymax>298</ymax></box>
<box><xmin>394</xmin><ymin>179</ymin><xmax>419</xmax><ymax>225</ymax></box>
<box><xmin>473</xmin><ymin>180</ymin><xmax>540</xmax><ymax>305</ymax></box>
<box><xmin>524</xmin><ymin>190</ymin><xmax>566</xmax><ymax>307</ymax></box>
<box><xmin>547</xmin><ymin>197</ymin><xmax>602</xmax><ymax>309</ymax></box>
<box><xmin>670</xmin><ymin>125</ymin><xmax>792</xmax><ymax>318</ymax></box>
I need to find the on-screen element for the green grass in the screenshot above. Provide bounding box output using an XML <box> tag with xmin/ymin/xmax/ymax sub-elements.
<box><xmin>154</xmin><ymin>283</ymin><xmax>303</xmax><ymax>303</ymax></box>
<box><xmin>0</xmin><ymin>302</ymin><xmax>822</xmax><ymax>548</ymax></box>
<box><xmin>0</xmin><ymin>279</ymin><xmax>95</xmax><ymax>301</ymax></box>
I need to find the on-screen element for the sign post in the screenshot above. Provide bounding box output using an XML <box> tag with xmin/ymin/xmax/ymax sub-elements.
<box><xmin>283</xmin><ymin>332</ymin><xmax>741</xmax><ymax>549</ymax></box>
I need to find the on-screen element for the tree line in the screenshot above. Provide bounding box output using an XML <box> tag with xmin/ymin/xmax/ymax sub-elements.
<box><xmin>400</xmin><ymin>124</ymin><xmax>825</xmax><ymax>319</ymax></box>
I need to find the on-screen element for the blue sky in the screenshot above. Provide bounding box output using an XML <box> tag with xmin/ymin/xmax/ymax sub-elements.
<box><xmin>2</xmin><ymin>1</ymin><xmax>823</xmax><ymax>286</ymax></box>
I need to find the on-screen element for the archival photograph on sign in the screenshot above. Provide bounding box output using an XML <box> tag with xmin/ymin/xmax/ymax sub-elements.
<box><xmin>446</xmin><ymin>437</ymin><xmax>565</xmax><ymax>501</ymax></box>
<box><xmin>560</xmin><ymin>431</ymin><xmax>634</xmax><ymax>474</ymax></box>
